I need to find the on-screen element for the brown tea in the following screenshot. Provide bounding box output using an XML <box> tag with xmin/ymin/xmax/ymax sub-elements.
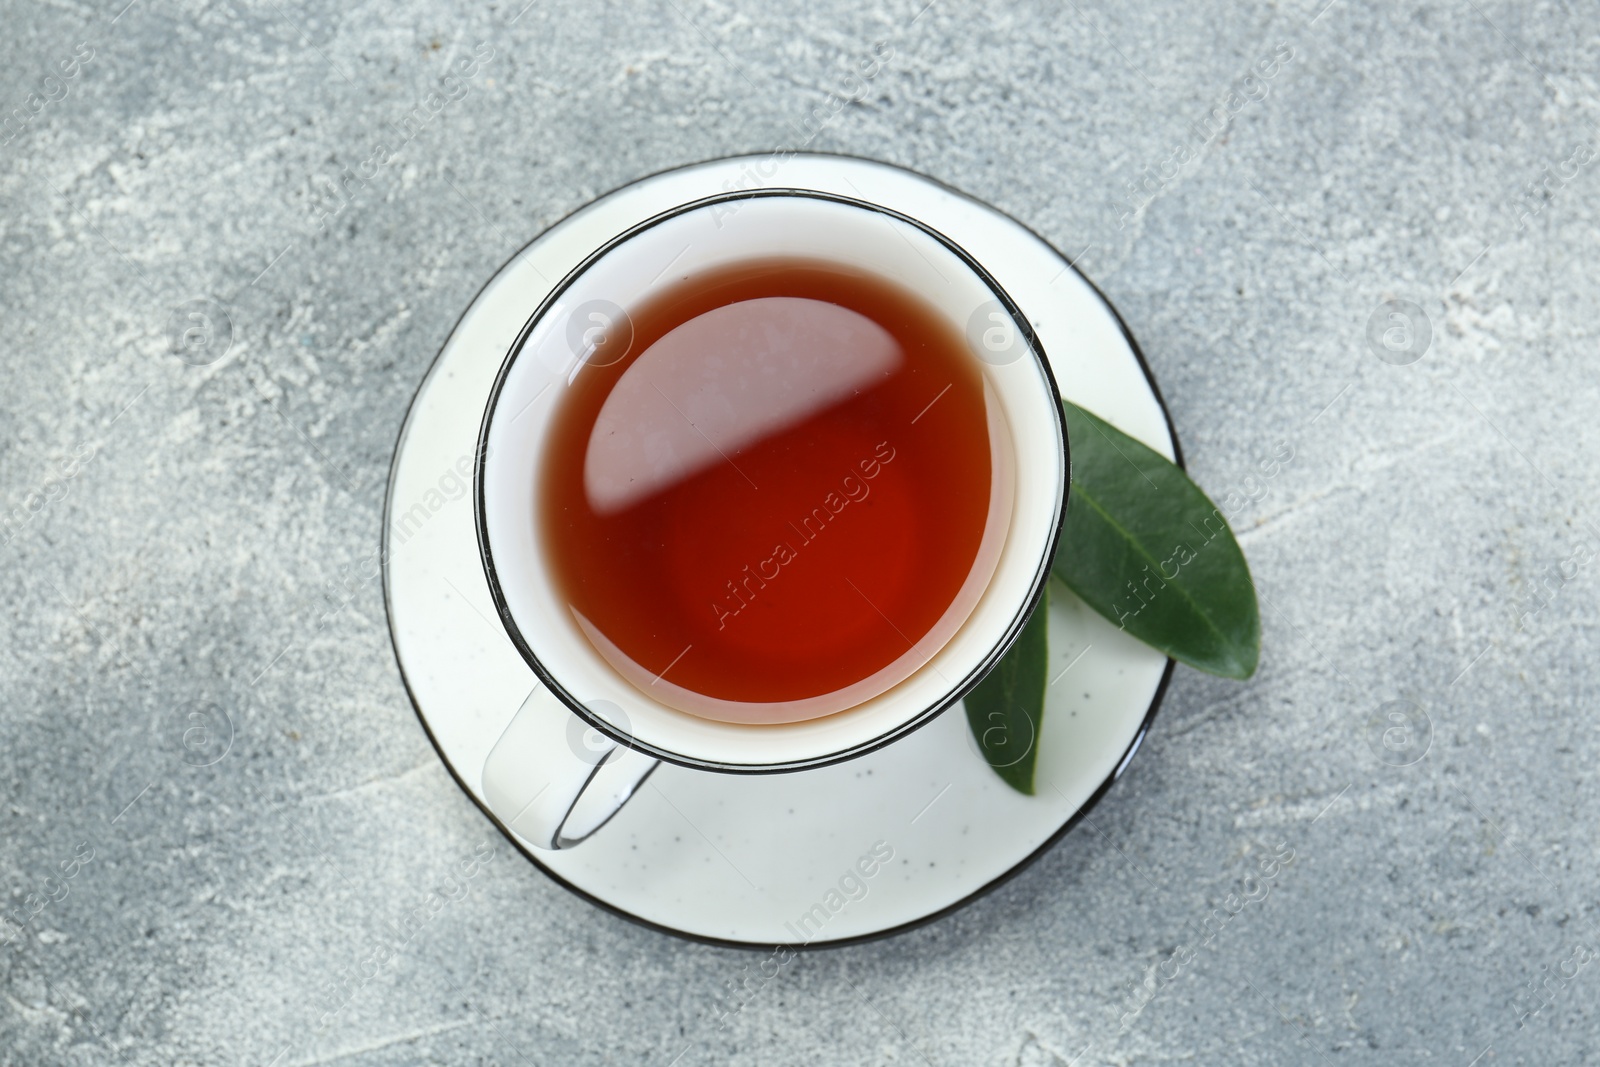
<box><xmin>538</xmin><ymin>258</ymin><xmax>1004</xmax><ymax>723</ymax></box>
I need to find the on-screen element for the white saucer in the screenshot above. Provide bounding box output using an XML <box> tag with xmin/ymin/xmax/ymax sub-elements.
<box><xmin>382</xmin><ymin>154</ymin><xmax>1179</xmax><ymax>947</ymax></box>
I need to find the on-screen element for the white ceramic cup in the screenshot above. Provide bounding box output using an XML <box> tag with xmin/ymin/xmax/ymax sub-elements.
<box><xmin>477</xmin><ymin>190</ymin><xmax>1067</xmax><ymax>849</ymax></box>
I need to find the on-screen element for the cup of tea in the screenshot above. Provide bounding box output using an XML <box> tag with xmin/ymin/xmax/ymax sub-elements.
<box><xmin>478</xmin><ymin>190</ymin><xmax>1067</xmax><ymax>849</ymax></box>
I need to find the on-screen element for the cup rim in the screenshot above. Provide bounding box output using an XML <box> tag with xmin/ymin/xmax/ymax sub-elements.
<box><xmin>474</xmin><ymin>187</ymin><xmax>1069</xmax><ymax>774</ymax></box>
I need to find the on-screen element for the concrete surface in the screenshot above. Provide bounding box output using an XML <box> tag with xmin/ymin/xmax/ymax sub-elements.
<box><xmin>2</xmin><ymin>0</ymin><xmax>1598</xmax><ymax>1064</ymax></box>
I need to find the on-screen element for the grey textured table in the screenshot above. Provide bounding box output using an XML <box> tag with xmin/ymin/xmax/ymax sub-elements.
<box><xmin>2</xmin><ymin>1</ymin><xmax>1596</xmax><ymax>1064</ymax></box>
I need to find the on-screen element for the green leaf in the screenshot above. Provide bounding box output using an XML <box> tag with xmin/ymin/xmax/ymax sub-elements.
<box><xmin>1053</xmin><ymin>399</ymin><xmax>1260</xmax><ymax>679</ymax></box>
<box><xmin>964</xmin><ymin>588</ymin><xmax>1048</xmax><ymax>795</ymax></box>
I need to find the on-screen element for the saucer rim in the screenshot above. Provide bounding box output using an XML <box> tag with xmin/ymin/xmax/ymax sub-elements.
<box><xmin>381</xmin><ymin>151</ymin><xmax>1181</xmax><ymax>949</ymax></box>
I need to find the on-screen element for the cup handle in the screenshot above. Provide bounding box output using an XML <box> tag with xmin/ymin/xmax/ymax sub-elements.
<box><xmin>481</xmin><ymin>685</ymin><xmax>659</xmax><ymax>850</ymax></box>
